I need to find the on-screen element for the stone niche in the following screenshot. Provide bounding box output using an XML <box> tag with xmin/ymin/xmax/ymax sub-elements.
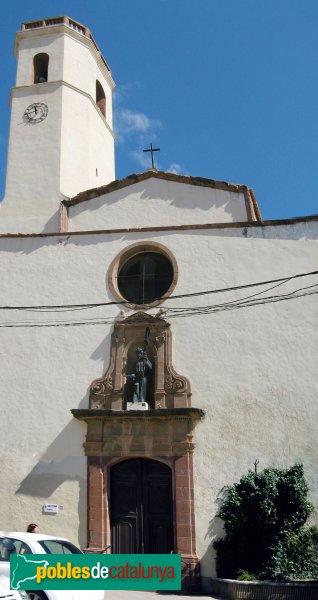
<box><xmin>89</xmin><ymin>311</ymin><xmax>191</xmax><ymax>411</ymax></box>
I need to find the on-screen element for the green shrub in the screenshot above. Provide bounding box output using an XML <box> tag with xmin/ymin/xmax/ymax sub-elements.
<box><xmin>213</xmin><ymin>464</ymin><xmax>318</xmax><ymax>580</ymax></box>
<box><xmin>237</xmin><ymin>570</ymin><xmax>257</xmax><ymax>581</ymax></box>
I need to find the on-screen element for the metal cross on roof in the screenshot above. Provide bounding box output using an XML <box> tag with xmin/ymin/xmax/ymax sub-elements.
<box><xmin>143</xmin><ymin>143</ymin><xmax>160</xmax><ymax>169</ymax></box>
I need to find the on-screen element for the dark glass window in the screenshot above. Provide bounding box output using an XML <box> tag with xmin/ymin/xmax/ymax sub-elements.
<box><xmin>118</xmin><ymin>252</ymin><xmax>173</xmax><ymax>304</ymax></box>
<box><xmin>38</xmin><ymin>540</ymin><xmax>82</xmax><ymax>554</ymax></box>
<box><xmin>33</xmin><ymin>53</ymin><xmax>49</xmax><ymax>83</ymax></box>
<box><xmin>0</xmin><ymin>537</ymin><xmax>32</xmax><ymax>560</ymax></box>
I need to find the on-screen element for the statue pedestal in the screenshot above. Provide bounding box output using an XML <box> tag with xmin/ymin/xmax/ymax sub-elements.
<box><xmin>126</xmin><ymin>402</ymin><xmax>149</xmax><ymax>411</ymax></box>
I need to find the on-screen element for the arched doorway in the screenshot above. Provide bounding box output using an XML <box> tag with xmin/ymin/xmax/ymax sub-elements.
<box><xmin>110</xmin><ymin>458</ymin><xmax>174</xmax><ymax>554</ymax></box>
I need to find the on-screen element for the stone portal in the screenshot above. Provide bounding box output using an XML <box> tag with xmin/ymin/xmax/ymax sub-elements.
<box><xmin>72</xmin><ymin>312</ymin><xmax>204</xmax><ymax>591</ymax></box>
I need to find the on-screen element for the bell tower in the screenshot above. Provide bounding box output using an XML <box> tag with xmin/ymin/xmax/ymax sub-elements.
<box><xmin>0</xmin><ymin>16</ymin><xmax>115</xmax><ymax>233</ymax></box>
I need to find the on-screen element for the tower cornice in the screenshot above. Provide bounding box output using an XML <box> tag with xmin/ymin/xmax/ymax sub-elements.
<box><xmin>14</xmin><ymin>20</ymin><xmax>115</xmax><ymax>90</ymax></box>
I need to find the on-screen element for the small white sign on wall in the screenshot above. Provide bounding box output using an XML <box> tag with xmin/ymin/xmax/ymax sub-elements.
<box><xmin>43</xmin><ymin>503</ymin><xmax>59</xmax><ymax>514</ymax></box>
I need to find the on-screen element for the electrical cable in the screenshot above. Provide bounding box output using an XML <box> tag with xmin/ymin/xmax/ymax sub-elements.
<box><xmin>0</xmin><ymin>284</ymin><xmax>316</xmax><ymax>327</ymax></box>
<box><xmin>164</xmin><ymin>284</ymin><xmax>318</xmax><ymax>319</ymax></box>
<box><xmin>0</xmin><ymin>269</ymin><xmax>317</xmax><ymax>312</ymax></box>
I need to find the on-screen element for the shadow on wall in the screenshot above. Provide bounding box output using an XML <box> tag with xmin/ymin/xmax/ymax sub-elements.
<box><xmin>15</xmin><ymin>419</ymin><xmax>87</xmax><ymax>548</ymax></box>
<box><xmin>76</xmin><ymin>330</ymin><xmax>113</xmax><ymax>406</ymax></box>
<box><xmin>43</xmin><ymin>209</ymin><xmax>62</xmax><ymax>234</ymax></box>
<box><xmin>200</xmin><ymin>489</ymin><xmax>228</xmax><ymax>584</ymax></box>
<box><xmin>90</xmin><ymin>330</ymin><xmax>112</xmax><ymax>383</ymax></box>
<box><xmin>1</xmin><ymin>220</ymin><xmax>316</xmax><ymax>261</ymax></box>
<box><xmin>70</xmin><ymin>180</ymin><xmax>238</xmax><ymax>222</ymax></box>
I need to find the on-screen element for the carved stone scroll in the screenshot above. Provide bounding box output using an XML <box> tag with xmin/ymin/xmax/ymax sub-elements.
<box><xmin>89</xmin><ymin>312</ymin><xmax>191</xmax><ymax>410</ymax></box>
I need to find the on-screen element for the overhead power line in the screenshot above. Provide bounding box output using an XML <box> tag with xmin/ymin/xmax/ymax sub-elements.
<box><xmin>163</xmin><ymin>283</ymin><xmax>318</xmax><ymax>319</ymax></box>
<box><xmin>0</xmin><ymin>269</ymin><xmax>317</xmax><ymax>312</ymax></box>
<box><xmin>0</xmin><ymin>282</ymin><xmax>317</xmax><ymax>328</ymax></box>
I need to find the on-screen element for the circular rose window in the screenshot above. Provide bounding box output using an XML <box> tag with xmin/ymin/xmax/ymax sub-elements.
<box><xmin>109</xmin><ymin>243</ymin><xmax>178</xmax><ymax>307</ymax></box>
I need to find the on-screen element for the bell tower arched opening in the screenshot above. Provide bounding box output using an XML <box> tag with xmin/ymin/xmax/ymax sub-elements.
<box><xmin>96</xmin><ymin>80</ymin><xmax>106</xmax><ymax>117</ymax></box>
<box><xmin>33</xmin><ymin>52</ymin><xmax>49</xmax><ymax>83</ymax></box>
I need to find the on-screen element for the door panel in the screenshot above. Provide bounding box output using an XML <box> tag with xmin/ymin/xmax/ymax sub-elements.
<box><xmin>110</xmin><ymin>458</ymin><xmax>173</xmax><ymax>554</ymax></box>
<box><xmin>112</xmin><ymin>519</ymin><xmax>136</xmax><ymax>554</ymax></box>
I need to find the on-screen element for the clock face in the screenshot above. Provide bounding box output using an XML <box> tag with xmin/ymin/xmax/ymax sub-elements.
<box><xmin>23</xmin><ymin>102</ymin><xmax>48</xmax><ymax>124</ymax></box>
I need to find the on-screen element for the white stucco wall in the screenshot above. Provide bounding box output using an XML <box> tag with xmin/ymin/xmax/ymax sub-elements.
<box><xmin>0</xmin><ymin>220</ymin><xmax>317</xmax><ymax>567</ymax></box>
<box><xmin>15</xmin><ymin>31</ymin><xmax>65</xmax><ymax>86</ymax></box>
<box><xmin>1</xmin><ymin>84</ymin><xmax>64</xmax><ymax>233</ymax></box>
<box><xmin>60</xmin><ymin>85</ymin><xmax>115</xmax><ymax>199</ymax></box>
<box><xmin>68</xmin><ymin>178</ymin><xmax>249</xmax><ymax>231</ymax></box>
<box><xmin>62</xmin><ymin>32</ymin><xmax>113</xmax><ymax>127</ymax></box>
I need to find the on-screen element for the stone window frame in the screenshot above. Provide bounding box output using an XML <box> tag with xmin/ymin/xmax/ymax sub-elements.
<box><xmin>108</xmin><ymin>241</ymin><xmax>179</xmax><ymax>309</ymax></box>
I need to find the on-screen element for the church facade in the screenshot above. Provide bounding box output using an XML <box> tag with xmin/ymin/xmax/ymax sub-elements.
<box><xmin>0</xmin><ymin>17</ymin><xmax>317</xmax><ymax>592</ymax></box>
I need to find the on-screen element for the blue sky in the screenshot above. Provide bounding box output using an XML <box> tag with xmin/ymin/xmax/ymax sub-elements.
<box><xmin>0</xmin><ymin>0</ymin><xmax>317</xmax><ymax>220</ymax></box>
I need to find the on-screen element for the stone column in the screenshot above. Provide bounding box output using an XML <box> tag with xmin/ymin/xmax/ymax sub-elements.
<box><xmin>85</xmin><ymin>456</ymin><xmax>107</xmax><ymax>552</ymax></box>
<box><xmin>174</xmin><ymin>453</ymin><xmax>200</xmax><ymax>592</ymax></box>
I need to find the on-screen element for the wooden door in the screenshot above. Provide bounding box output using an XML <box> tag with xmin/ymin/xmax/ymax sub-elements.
<box><xmin>110</xmin><ymin>458</ymin><xmax>174</xmax><ymax>554</ymax></box>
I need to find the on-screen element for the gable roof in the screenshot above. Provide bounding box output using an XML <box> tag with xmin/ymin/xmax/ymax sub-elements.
<box><xmin>62</xmin><ymin>170</ymin><xmax>262</xmax><ymax>222</ymax></box>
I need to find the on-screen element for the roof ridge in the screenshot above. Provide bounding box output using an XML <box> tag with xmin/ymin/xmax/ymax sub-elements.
<box><xmin>64</xmin><ymin>169</ymin><xmax>255</xmax><ymax>208</ymax></box>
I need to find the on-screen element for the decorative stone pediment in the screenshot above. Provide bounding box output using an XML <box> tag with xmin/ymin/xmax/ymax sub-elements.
<box><xmin>123</xmin><ymin>311</ymin><xmax>159</xmax><ymax>323</ymax></box>
<box><xmin>89</xmin><ymin>312</ymin><xmax>191</xmax><ymax>410</ymax></box>
<box><xmin>72</xmin><ymin>408</ymin><xmax>205</xmax><ymax>456</ymax></box>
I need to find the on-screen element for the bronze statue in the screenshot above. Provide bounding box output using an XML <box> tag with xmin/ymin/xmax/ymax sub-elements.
<box><xmin>128</xmin><ymin>347</ymin><xmax>152</xmax><ymax>403</ymax></box>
